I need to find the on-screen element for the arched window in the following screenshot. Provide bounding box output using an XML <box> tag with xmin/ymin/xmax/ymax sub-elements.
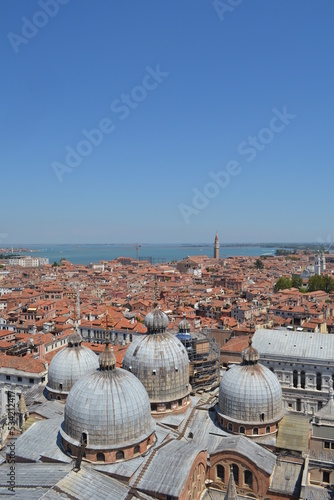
<box><xmin>232</xmin><ymin>464</ymin><xmax>239</xmax><ymax>485</ymax></box>
<box><xmin>116</xmin><ymin>450</ymin><xmax>124</xmax><ymax>460</ymax></box>
<box><xmin>216</xmin><ymin>464</ymin><xmax>225</xmax><ymax>482</ymax></box>
<box><xmin>244</xmin><ymin>470</ymin><xmax>253</xmax><ymax>488</ymax></box>
<box><xmin>97</xmin><ymin>452</ymin><xmax>105</xmax><ymax>462</ymax></box>
<box><xmin>253</xmin><ymin>427</ymin><xmax>258</xmax><ymax>435</ymax></box>
<box><xmin>297</xmin><ymin>398</ymin><xmax>302</xmax><ymax>411</ymax></box>
<box><xmin>301</xmin><ymin>371</ymin><xmax>306</xmax><ymax>389</ymax></box>
<box><xmin>266</xmin><ymin>426</ymin><xmax>270</xmax><ymax>433</ymax></box>
<box><xmin>134</xmin><ymin>445</ymin><xmax>140</xmax><ymax>454</ymax></box>
<box><xmin>59</xmin><ymin>383</ymin><xmax>63</xmax><ymax>391</ymax></box>
<box><xmin>293</xmin><ymin>370</ymin><xmax>298</xmax><ymax>388</ymax></box>
<box><xmin>316</xmin><ymin>373</ymin><xmax>322</xmax><ymax>391</ymax></box>
<box><xmin>81</xmin><ymin>432</ymin><xmax>88</xmax><ymax>445</ymax></box>
<box><xmin>228</xmin><ymin>423</ymin><xmax>233</xmax><ymax>432</ymax></box>
<box><xmin>260</xmin><ymin>413</ymin><xmax>265</xmax><ymax>422</ymax></box>
<box><xmin>239</xmin><ymin>426</ymin><xmax>245</xmax><ymax>434</ymax></box>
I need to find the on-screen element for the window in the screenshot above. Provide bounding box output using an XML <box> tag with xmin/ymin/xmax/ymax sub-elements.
<box><xmin>324</xmin><ymin>441</ymin><xmax>330</xmax><ymax>449</ymax></box>
<box><xmin>253</xmin><ymin>427</ymin><xmax>258</xmax><ymax>435</ymax></box>
<box><xmin>81</xmin><ymin>432</ymin><xmax>88</xmax><ymax>445</ymax></box>
<box><xmin>293</xmin><ymin>370</ymin><xmax>298</xmax><ymax>388</ymax></box>
<box><xmin>116</xmin><ymin>450</ymin><xmax>124</xmax><ymax>460</ymax></box>
<box><xmin>216</xmin><ymin>464</ymin><xmax>225</xmax><ymax>482</ymax></box>
<box><xmin>297</xmin><ymin>399</ymin><xmax>302</xmax><ymax>411</ymax></box>
<box><xmin>228</xmin><ymin>423</ymin><xmax>233</xmax><ymax>432</ymax></box>
<box><xmin>316</xmin><ymin>373</ymin><xmax>322</xmax><ymax>391</ymax></box>
<box><xmin>6</xmin><ymin>375</ymin><xmax>10</xmax><ymax>380</ymax></box>
<box><xmin>244</xmin><ymin>470</ymin><xmax>253</xmax><ymax>488</ymax></box>
<box><xmin>29</xmin><ymin>378</ymin><xmax>34</xmax><ymax>384</ymax></box>
<box><xmin>17</xmin><ymin>376</ymin><xmax>22</xmax><ymax>382</ymax></box>
<box><xmin>97</xmin><ymin>452</ymin><xmax>105</xmax><ymax>462</ymax></box>
<box><xmin>301</xmin><ymin>371</ymin><xmax>305</xmax><ymax>389</ymax></box>
<box><xmin>134</xmin><ymin>445</ymin><xmax>140</xmax><ymax>454</ymax></box>
<box><xmin>260</xmin><ymin>413</ymin><xmax>265</xmax><ymax>422</ymax></box>
<box><xmin>266</xmin><ymin>426</ymin><xmax>270</xmax><ymax>433</ymax></box>
<box><xmin>239</xmin><ymin>426</ymin><xmax>245</xmax><ymax>434</ymax></box>
<box><xmin>232</xmin><ymin>464</ymin><xmax>239</xmax><ymax>485</ymax></box>
<box><xmin>59</xmin><ymin>383</ymin><xmax>63</xmax><ymax>391</ymax></box>
<box><xmin>323</xmin><ymin>471</ymin><xmax>330</xmax><ymax>483</ymax></box>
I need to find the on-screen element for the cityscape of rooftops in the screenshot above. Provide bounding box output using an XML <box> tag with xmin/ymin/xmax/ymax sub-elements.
<box><xmin>1</xmin><ymin>1</ymin><xmax>333</xmax><ymax>498</ymax></box>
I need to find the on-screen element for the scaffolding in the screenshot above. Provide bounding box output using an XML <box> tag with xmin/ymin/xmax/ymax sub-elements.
<box><xmin>177</xmin><ymin>330</ymin><xmax>220</xmax><ymax>393</ymax></box>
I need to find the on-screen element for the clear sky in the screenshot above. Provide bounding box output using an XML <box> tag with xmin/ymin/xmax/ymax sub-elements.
<box><xmin>1</xmin><ymin>0</ymin><xmax>333</xmax><ymax>244</ymax></box>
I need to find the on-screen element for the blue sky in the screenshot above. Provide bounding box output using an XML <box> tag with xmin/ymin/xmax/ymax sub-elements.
<box><xmin>1</xmin><ymin>0</ymin><xmax>333</xmax><ymax>244</ymax></box>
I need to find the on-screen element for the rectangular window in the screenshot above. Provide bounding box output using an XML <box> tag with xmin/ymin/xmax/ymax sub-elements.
<box><xmin>324</xmin><ymin>441</ymin><xmax>330</xmax><ymax>449</ymax></box>
<box><xmin>17</xmin><ymin>376</ymin><xmax>22</xmax><ymax>382</ymax></box>
<box><xmin>323</xmin><ymin>471</ymin><xmax>330</xmax><ymax>483</ymax></box>
<box><xmin>29</xmin><ymin>378</ymin><xmax>34</xmax><ymax>384</ymax></box>
<box><xmin>6</xmin><ymin>375</ymin><xmax>10</xmax><ymax>380</ymax></box>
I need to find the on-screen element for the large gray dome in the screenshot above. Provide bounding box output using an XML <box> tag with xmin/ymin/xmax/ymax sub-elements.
<box><xmin>218</xmin><ymin>342</ymin><xmax>283</xmax><ymax>425</ymax></box>
<box><xmin>62</xmin><ymin>368</ymin><xmax>155</xmax><ymax>449</ymax></box>
<box><xmin>123</xmin><ymin>332</ymin><xmax>190</xmax><ymax>404</ymax></box>
<box><xmin>47</xmin><ymin>340</ymin><xmax>99</xmax><ymax>396</ymax></box>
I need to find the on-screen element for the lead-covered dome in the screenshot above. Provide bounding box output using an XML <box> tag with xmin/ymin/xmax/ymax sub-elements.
<box><xmin>60</xmin><ymin>342</ymin><xmax>155</xmax><ymax>463</ymax></box>
<box><xmin>218</xmin><ymin>338</ymin><xmax>283</xmax><ymax>432</ymax></box>
<box><xmin>123</xmin><ymin>307</ymin><xmax>191</xmax><ymax>415</ymax></box>
<box><xmin>46</xmin><ymin>332</ymin><xmax>99</xmax><ymax>400</ymax></box>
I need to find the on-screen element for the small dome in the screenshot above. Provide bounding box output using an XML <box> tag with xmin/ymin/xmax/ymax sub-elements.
<box><xmin>218</xmin><ymin>340</ymin><xmax>283</xmax><ymax>426</ymax></box>
<box><xmin>47</xmin><ymin>339</ymin><xmax>99</xmax><ymax>396</ymax></box>
<box><xmin>144</xmin><ymin>307</ymin><xmax>169</xmax><ymax>333</ymax></box>
<box><xmin>178</xmin><ymin>314</ymin><xmax>191</xmax><ymax>333</ymax></box>
<box><xmin>62</xmin><ymin>366</ymin><xmax>155</xmax><ymax>451</ymax></box>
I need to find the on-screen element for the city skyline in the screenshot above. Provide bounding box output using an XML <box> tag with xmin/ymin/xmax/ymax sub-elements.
<box><xmin>1</xmin><ymin>0</ymin><xmax>333</xmax><ymax>244</ymax></box>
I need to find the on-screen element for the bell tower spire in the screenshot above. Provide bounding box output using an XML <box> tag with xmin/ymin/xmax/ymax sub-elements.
<box><xmin>214</xmin><ymin>232</ymin><xmax>220</xmax><ymax>260</ymax></box>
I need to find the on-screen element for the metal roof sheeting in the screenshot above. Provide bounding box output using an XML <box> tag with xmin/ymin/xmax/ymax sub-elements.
<box><xmin>253</xmin><ymin>329</ymin><xmax>334</xmax><ymax>362</ymax></box>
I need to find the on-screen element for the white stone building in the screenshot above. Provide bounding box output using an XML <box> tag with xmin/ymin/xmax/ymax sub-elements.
<box><xmin>253</xmin><ymin>328</ymin><xmax>334</xmax><ymax>415</ymax></box>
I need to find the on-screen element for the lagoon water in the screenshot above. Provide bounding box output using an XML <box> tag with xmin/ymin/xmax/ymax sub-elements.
<box><xmin>5</xmin><ymin>244</ymin><xmax>278</xmax><ymax>265</ymax></box>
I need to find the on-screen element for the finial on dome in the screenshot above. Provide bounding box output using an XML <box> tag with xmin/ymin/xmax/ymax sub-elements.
<box><xmin>68</xmin><ymin>329</ymin><xmax>83</xmax><ymax>347</ymax></box>
<box><xmin>99</xmin><ymin>340</ymin><xmax>116</xmax><ymax>371</ymax></box>
<box><xmin>242</xmin><ymin>334</ymin><xmax>259</xmax><ymax>365</ymax></box>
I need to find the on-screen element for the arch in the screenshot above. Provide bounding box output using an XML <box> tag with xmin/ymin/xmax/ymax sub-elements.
<box><xmin>301</xmin><ymin>371</ymin><xmax>306</xmax><ymax>389</ymax></box>
<box><xmin>260</xmin><ymin>412</ymin><xmax>265</xmax><ymax>422</ymax></box>
<box><xmin>232</xmin><ymin>464</ymin><xmax>239</xmax><ymax>485</ymax></box>
<box><xmin>239</xmin><ymin>426</ymin><xmax>245</xmax><ymax>434</ymax></box>
<box><xmin>253</xmin><ymin>427</ymin><xmax>258</xmax><ymax>435</ymax></box>
<box><xmin>244</xmin><ymin>469</ymin><xmax>253</xmax><ymax>488</ymax></box>
<box><xmin>266</xmin><ymin>425</ymin><xmax>270</xmax><ymax>433</ymax></box>
<box><xmin>97</xmin><ymin>452</ymin><xmax>105</xmax><ymax>462</ymax></box>
<box><xmin>116</xmin><ymin>450</ymin><xmax>124</xmax><ymax>460</ymax></box>
<box><xmin>228</xmin><ymin>423</ymin><xmax>233</xmax><ymax>432</ymax></box>
<box><xmin>216</xmin><ymin>464</ymin><xmax>225</xmax><ymax>482</ymax></box>
<box><xmin>56</xmin><ymin>395</ymin><xmax>61</xmax><ymax>401</ymax></box>
<box><xmin>134</xmin><ymin>445</ymin><xmax>140</xmax><ymax>454</ymax></box>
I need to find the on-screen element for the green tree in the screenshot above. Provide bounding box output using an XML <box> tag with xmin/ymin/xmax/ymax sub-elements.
<box><xmin>307</xmin><ymin>275</ymin><xmax>334</xmax><ymax>293</ymax></box>
<box><xmin>254</xmin><ymin>258</ymin><xmax>264</xmax><ymax>270</ymax></box>
<box><xmin>291</xmin><ymin>276</ymin><xmax>303</xmax><ymax>289</ymax></box>
<box><xmin>275</xmin><ymin>277</ymin><xmax>292</xmax><ymax>291</ymax></box>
